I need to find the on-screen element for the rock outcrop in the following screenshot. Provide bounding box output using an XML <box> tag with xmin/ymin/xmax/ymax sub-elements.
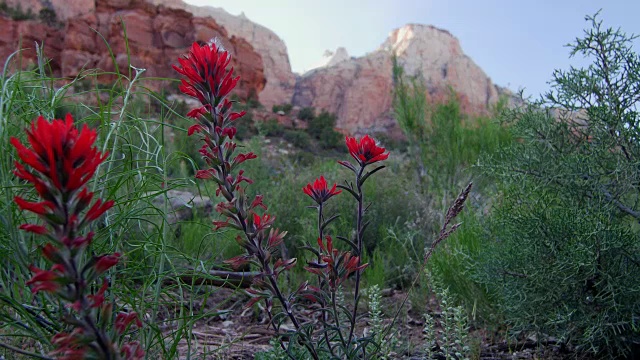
<box><xmin>311</xmin><ymin>47</ymin><xmax>351</xmax><ymax>69</ymax></box>
<box><xmin>2</xmin><ymin>1</ymin><xmax>514</xmax><ymax>136</ymax></box>
<box><xmin>3</xmin><ymin>0</ymin><xmax>95</xmax><ymax>21</ymax></box>
<box><xmin>293</xmin><ymin>24</ymin><xmax>503</xmax><ymax>135</ymax></box>
<box><xmin>147</xmin><ymin>0</ymin><xmax>296</xmax><ymax>108</ymax></box>
<box><xmin>0</xmin><ymin>0</ymin><xmax>265</xmax><ymax>99</ymax></box>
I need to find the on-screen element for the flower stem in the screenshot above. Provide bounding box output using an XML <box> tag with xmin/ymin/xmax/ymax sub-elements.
<box><xmin>347</xmin><ymin>165</ymin><xmax>365</xmax><ymax>347</ymax></box>
<box><xmin>316</xmin><ymin>202</ymin><xmax>336</xmax><ymax>356</ymax></box>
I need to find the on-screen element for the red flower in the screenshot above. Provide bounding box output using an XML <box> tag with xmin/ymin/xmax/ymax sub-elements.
<box><xmin>87</xmin><ymin>280</ymin><xmax>109</xmax><ymax>308</ymax></box>
<box><xmin>85</xmin><ymin>199</ymin><xmax>114</xmax><ymax>222</ymax></box>
<box><xmin>232</xmin><ymin>152</ymin><xmax>257</xmax><ymax>166</ymax></box>
<box><xmin>345</xmin><ymin>135</ymin><xmax>389</xmax><ymax>166</ymax></box>
<box><xmin>253</xmin><ymin>212</ymin><xmax>275</xmax><ymax>232</ymax></box>
<box><xmin>187</xmin><ymin>124</ymin><xmax>204</xmax><ymax>136</ymax></box>
<box><xmin>172</xmin><ymin>42</ymin><xmax>239</xmax><ymax>104</ymax></box>
<box><xmin>11</xmin><ymin>114</ymin><xmax>108</xmax><ymax>193</ymax></box>
<box><xmin>186</xmin><ymin>105</ymin><xmax>210</xmax><ymax>119</ymax></box>
<box><xmin>115</xmin><ymin>312</ymin><xmax>142</xmax><ymax>335</ymax></box>
<box><xmin>95</xmin><ymin>253</ymin><xmax>120</xmax><ymax>274</ymax></box>
<box><xmin>27</xmin><ymin>264</ymin><xmax>65</xmax><ymax>294</ymax></box>
<box><xmin>14</xmin><ymin>197</ymin><xmax>54</xmax><ymax>216</ymax></box>
<box><xmin>303</xmin><ymin>176</ymin><xmax>341</xmax><ymax>205</ymax></box>
<box><xmin>19</xmin><ymin>223</ymin><xmax>48</xmax><ymax>235</ymax></box>
<box><xmin>120</xmin><ymin>341</ymin><xmax>145</xmax><ymax>360</ymax></box>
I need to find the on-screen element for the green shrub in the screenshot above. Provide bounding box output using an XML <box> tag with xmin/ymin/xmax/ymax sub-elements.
<box><xmin>477</xmin><ymin>13</ymin><xmax>640</xmax><ymax>356</ymax></box>
<box><xmin>297</xmin><ymin>106</ymin><xmax>315</xmax><ymax>121</ymax></box>
<box><xmin>283</xmin><ymin>129</ymin><xmax>311</xmax><ymax>148</ymax></box>
<box><xmin>306</xmin><ymin>111</ymin><xmax>342</xmax><ymax>149</ymax></box>
<box><xmin>38</xmin><ymin>7</ymin><xmax>58</xmax><ymax>27</ymax></box>
<box><xmin>272</xmin><ymin>103</ymin><xmax>293</xmax><ymax>114</ymax></box>
<box><xmin>260</xmin><ymin>118</ymin><xmax>284</xmax><ymax>137</ymax></box>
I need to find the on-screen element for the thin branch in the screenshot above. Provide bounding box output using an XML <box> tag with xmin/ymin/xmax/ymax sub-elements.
<box><xmin>0</xmin><ymin>341</ymin><xmax>54</xmax><ymax>360</ymax></box>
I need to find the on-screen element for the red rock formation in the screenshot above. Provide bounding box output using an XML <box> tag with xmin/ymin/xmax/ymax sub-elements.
<box><xmin>148</xmin><ymin>0</ymin><xmax>296</xmax><ymax>108</ymax></box>
<box><xmin>294</xmin><ymin>24</ymin><xmax>508</xmax><ymax>135</ymax></box>
<box><xmin>0</xmin><ymin>0</ymin><xmax>265</xmax><ymax>100</ymax></box>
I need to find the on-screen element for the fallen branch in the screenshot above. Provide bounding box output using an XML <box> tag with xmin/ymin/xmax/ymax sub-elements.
<box><xmin>163</xmin><ymin>269</ymin><xmax>260</xmax><ymax>288</ymax></box>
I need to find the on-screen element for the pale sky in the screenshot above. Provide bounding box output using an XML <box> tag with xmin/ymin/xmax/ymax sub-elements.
<box><xmin>184</xmin><ymin>0</ymin><xmax>640</xmax><ymax>98</ymax></box>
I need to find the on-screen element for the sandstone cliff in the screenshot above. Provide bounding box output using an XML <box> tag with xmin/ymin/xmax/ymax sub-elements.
<box><xmin>0</xmin><ymin>0</ymin><xmax>265</xmax><ymax>100</ymax></box>
<box><xmin>148</xmin><ymin>0</ymin><xmax>296</xmax><ymax>108</ymax></box>
<box><xmin>294</xmin><ymin>24</ymin><xmax>503</xmax><ymax>135</ymax></box>
<box><xmin>1</xmin><ymin>1</ymin><xmax>514</xmax><ymax>136</ymax></box>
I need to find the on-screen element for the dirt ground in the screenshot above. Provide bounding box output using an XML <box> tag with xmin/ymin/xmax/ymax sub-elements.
<box><xmin>163</xmin><ymin>286</ymin><xmax>586</xmax><ymax>360</ymax></box>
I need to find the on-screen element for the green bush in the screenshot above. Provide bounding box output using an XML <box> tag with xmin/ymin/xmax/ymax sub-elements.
<box><xmin>272</xmin><ymin>103</ymin><xmax>293</xmax><ymax>114</ymax></box>
<box><xmin>297</xmin><ymin>106</ymin><xmax>315</xmax><ymax>121</ymax></box>
<box><xmin>38</xmin><ymin>7</ymin><xmax>58</xmax><ymax>27</ymax></box>
<box><xmin>477</xmin><ymin>13</ymin><xmax>640</xmax><ymax>356</ymax></box>
<box><xmin>260</xmin><ymin>118</ymin><xmax>284</xmax><ymax>137</ymax></box>
<box><xmin>306</xmin><ymin>111</ymin><xmax>342</xmax><ymax>149</ymax></box>
<box><xmin>283</xmin><ymin>129</ymin><xmax>311</xmax><ymax>148</ymax></box>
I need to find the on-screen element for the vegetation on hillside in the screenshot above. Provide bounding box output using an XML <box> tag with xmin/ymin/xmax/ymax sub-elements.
<box><xmin>0</xmin><ymin>10</ymin><xmax>637</xmax><ymax>360</ymax></box>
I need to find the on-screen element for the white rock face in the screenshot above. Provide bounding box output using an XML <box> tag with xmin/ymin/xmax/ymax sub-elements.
<box><xmin>383</xmin><ymin>24</ymin><xmax>499</xmax><ymax>113</ymax></box>
<box><xmin>148</xmin><ymin>0</ymin><xmax>296</xmax><ymax>108</ymax></box>
<box><xmin>310</xmin><ymin>47</ymin><xmax>350</xmax><ymax>70</ymax></box>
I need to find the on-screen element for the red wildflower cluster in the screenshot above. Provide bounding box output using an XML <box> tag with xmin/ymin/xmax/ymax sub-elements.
<box><xmin>340</xmin><ymin>135</ymin><xmax>389</xmax><ymax>169</ymax></box>
<box><xmin>12</xmin><ymin>114</ymin><xmax>143</xmax><ymax>360</ymax></box>
<box><xmin>174</xmin><ymin>40</ymin><xmax>295</xmax><ymax>305</ymax></box>
<box><xmin>303</xmin><ymin>176</ymin><xmax>341</xmax><ymax>205</ymax></box>
<box><xmin>172</xmin><ymin>41</ymin><xmax>239</xmax><ymax>105</ymax></box>
<box><xmin>305</xmin><ymin>236</ymin><xmax>368</xmax><ymax>292</ymax></box>
<box><xmin>173</xmin><ymin>39</ymin><xmax>393</xmax><ymax>358</ymax></box>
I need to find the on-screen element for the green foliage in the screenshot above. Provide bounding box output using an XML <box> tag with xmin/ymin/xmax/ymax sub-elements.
<box><xmin>365</xmin><ymin>284</ymin><xmax>400</xmax><ymax>359</ymax></box>
<box><xmin>38</xmin><ymin>7</ymin><xmax>58</xmax><ymax>27</ymax></box>
<box><xmin>283</xmin><ymin>128</ymin><xmax>311</xmax><ymax>148</ymax></box>
<box><xmin>362</xmin><ymin>248</ymin><xmax>386</xmax><ymax>288</ymax></box>
<box><xmin>428</xmin><ymin>212</ymin><xmax>496</xmax><ymax>321</ymax></box>
<box><xmin>0</xmin><ymin>1</ymin><xmax>35</xmax><ymax>20</ymax></box>
<box><xmin>272</xmin><ymin>103</ymin><xmax>293</xmax><ymax>114</ymax></box>
<box><xmin>298</xmin><ymin>106</ymin><xmax>316</xmax><ymax>121</ymax></box>
<box><xmin>391</xmin><ymin>58</ymin><xmax>511</xmax><ymax>321</ymax></box>
<box><xmin>260</xmin><ymin>118</ymin><xmax>285</xmax><ymax>137</ymax></box>
<box><xmin>392</xmin><ymin>58</ymin><xmax>511</xmax><ymax>196</ymax></box>
<box><xmin>477</xmin><ymin>13</ymin><xmax>640</xmax><ymax>356</ymax></box>
<box><xmin>423</xmin><ymin>272</ymin><xmax>473</xmax><ymax>360</ymax></box>
<box><xmin>307</xmin><ymin>111</ymin><xmax>342</xmax><ymax>149</ymax></box>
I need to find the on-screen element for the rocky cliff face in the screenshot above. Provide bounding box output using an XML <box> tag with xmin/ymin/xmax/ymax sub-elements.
<box><xmin>2</xmin><ymin>1</ymin><xmax>512</xmax><ymax>135</ymax></box>
<box><xmin>294</xmin><ymin>24</ymin><xmax>502</xmax><ymax>135</ymax></box>
<box><xmin>147</xmin><ymin>0</ymin><xmax>296</xmax><ymax>108</ymax></box>
<box><xmin>0</xmin><ymin>0</ymin><xmax>265</xmax><ymax>100</ymax></box>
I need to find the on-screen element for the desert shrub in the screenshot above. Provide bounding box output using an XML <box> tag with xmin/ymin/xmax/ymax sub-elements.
<box><xmin>477</xmin><ymin>13</ymin><xmax>640</xmax><ymax>356</ymax></box>
<box><xmin>38</xmin><ymin>7</ymin><xmax>58</xmax><ymax>27</ymax></box>
<box><xmin>283</xmin><ymin>128</ymin><xmax>311</xmax><ymax>148</ymax></box>
<box><xmin>298</xmin><ymin>106</ymin><xmax>315</xmax><ymax>121</ymax></box>
<box><xmin>392</xmin><ymin>57</ymin><xmax>510</xmax><ymax>319</ymax></box>
<box><xmin>307</xmin><ymin>110</ymin><xmax>342</xmax><ymax>149</ymax></box>
<box><xmin>272</xmin><ymin>103</ymin><xmax>293</xmax><ymax>114</ymax></box>
<box><xmin>260</xmin><ymin>118</ymin><xmax>285</xmax><ymax>137</ymax></box>
<box><xmin>392</xmin><ymin>59</ymin><xmax>510</xmax><ymax>195</ymax></box>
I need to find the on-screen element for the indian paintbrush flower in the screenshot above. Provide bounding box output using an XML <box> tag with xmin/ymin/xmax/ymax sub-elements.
<box><xmin>303</xmin><ymin>176</ymin><xmax>342</xmax><ymax>205</ymax></box>
<box><xmin>343</xmin><ymin>134</ymin><xmax>389</xmax><ymax>167</ymax></box>
<box><xmin>12</xmin><ymin>114</ymin><xmax>143</xmax><ymax>360</ymax></box>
